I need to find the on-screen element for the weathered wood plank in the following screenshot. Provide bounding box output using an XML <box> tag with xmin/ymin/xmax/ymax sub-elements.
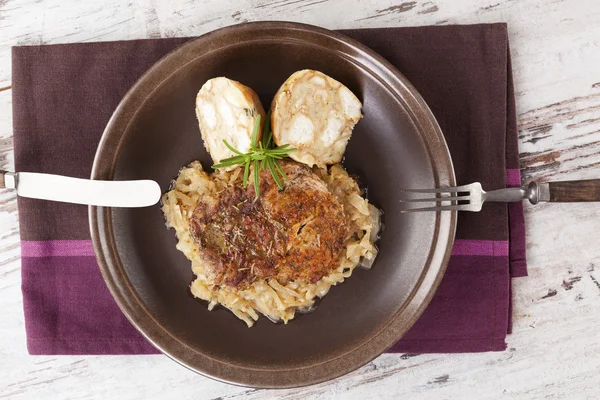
<box><xmin>1</xmin><ymin>0</ymin><xmax>600</xmax><ymax>399</ymax></box>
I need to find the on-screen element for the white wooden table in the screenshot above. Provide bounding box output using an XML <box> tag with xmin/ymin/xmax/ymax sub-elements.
<box><xmin>1</xmin><ymin>1</ymin><xmax>600</xmax><ymax>399</ymax></box>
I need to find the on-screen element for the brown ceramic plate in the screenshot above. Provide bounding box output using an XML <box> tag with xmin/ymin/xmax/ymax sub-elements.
<box><xmin>90</xmin><ymin>21</ymin><xmax>456</xmax><ymax>388</ymax></box>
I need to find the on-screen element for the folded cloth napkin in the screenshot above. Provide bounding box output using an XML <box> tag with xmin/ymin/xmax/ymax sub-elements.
<box><xmin>12</xmin><ymin>23</ymin><xmax>527</xmax><ymax>355</ymax></box>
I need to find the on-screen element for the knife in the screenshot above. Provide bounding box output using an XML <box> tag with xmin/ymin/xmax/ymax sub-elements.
<box><xmin>0</xmin><ymin>170</ymin><xmax>161</xmax><ymax>208</ymax></box>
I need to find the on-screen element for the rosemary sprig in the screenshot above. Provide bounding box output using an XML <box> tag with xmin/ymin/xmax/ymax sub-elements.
<box><xmin>211</xmin><ymin>111</ymin><xmax>296</xmax><ymax>197</ymax></box>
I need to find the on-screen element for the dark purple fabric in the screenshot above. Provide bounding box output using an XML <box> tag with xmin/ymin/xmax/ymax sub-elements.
<box><xmin>390</xmin><ymin>255</ymin><xmax>511</xmax><ymax>353</ymax></box>
<box><xmin>505</xmin><ymin>53</ymin><xmax>528</xmax><ymax>278</ymax></box>
<box><xmin>22</xmin><ymin>256</ymin><xmax>157</xmax><ymax>354</ymax></box>
<box><xmin>12</xmin><ymin>23</ymin><xmax>527</xmax><ymax>355</ymax></box>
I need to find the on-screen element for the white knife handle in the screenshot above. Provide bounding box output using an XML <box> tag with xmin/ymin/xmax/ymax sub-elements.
<box><xmin>0</xmin><ymin>170</ymin><xmax>16</xmax><ymax>189</ymax></box>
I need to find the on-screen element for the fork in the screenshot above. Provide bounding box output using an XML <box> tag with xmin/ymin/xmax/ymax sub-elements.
<box><xmin>401</xmin><ymin>179</ymin><xmax>600</xmax><ymax>212</ymax></box>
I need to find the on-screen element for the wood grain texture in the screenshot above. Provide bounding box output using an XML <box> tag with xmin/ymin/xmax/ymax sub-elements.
<box><xmin>1</xmin><ymin>0</ymin><xmax>600</xmax><ymax>399</ymax></box>
<box><xmin>549</xmin><ymin>179</ymin><xmax>600</xmax><ymax>202</ymax></box>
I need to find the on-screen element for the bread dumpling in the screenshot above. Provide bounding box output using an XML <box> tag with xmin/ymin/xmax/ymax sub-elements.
<box><xmin>196</xmin><ymin>77</ymin><xmax>265</xmax><ymax>164</ymax></box>
<box><xmin>271</xmin><ymin>70</ymin><xmax>362</xmax><ymax>167</ymax></box>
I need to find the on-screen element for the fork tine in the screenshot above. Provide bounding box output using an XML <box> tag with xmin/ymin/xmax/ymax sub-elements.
<box><xmin>400</xmin><ymin>195</ymin><xmax>470</xmax><ymax>203</ymax></box>
<box><xmin>400</xmin><ymin>204</ymin><xmax>472</xmax><ymax>213</ymax></box>
<box><xmin>400</xmin><ymin>184</ymin><xmax>475</xmax><ymax>194</ymax></box>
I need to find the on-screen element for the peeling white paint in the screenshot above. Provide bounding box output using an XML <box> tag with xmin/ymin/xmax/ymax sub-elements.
<box><xmin>1</xmin><ymin>0</ymin><xmax>600</xmax><ymax>399</ymax></box>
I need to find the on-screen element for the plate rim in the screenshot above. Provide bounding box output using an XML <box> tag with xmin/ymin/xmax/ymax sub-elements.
<box><xmin>89</xmin><ymin>21</ymin><xmax>457</xmax><ymax>388</ymax></box>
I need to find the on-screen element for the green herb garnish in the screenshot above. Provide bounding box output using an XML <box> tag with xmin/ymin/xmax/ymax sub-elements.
<box><xmin>211</xmin><ymin>111</ymin><xmax>296</xmax><ymax>197</ymax></box>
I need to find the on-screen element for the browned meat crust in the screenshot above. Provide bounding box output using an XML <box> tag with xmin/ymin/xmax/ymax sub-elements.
<box><xmin>189</xmin><ymin>161</ymin><xmax>348</xmax><ymax>289</ymax></box>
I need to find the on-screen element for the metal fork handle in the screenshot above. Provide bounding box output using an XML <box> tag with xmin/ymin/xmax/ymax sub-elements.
<box><xmin>484</xmin><ymin>188</ymin><xmax>527</xmax><ymax>203</ymax></box>
<box><xmin>486</xmin><ymin>184</ymin><xmax>548</xmax><ymax>204</ymax></box>
<box><xmin>485</xmin><ymin>179</ymin><xmax>600</xmax><ymax>204</ymax></box>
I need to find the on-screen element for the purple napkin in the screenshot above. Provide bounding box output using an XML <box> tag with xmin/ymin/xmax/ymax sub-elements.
<box><xmin>12</xmin><ymin>23</ymin><xmax>526</xmax><ymax>355</ymax></box>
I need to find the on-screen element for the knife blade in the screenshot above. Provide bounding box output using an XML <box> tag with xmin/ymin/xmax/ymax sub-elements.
<box><xmin>1</xmin><ymin>171</ymin><xmax>161</xmax><ymax>208</ymax></box>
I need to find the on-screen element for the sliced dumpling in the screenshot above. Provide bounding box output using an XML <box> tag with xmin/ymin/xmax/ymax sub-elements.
<box><xmin>196</xmin><ymin>77</ymin><xmax>265</xmax><ymax>164</ymax></box>
<box><xmin>271</xmin><ymin>70</ymin><xmax>362</xmax><ymax>167</ymax></box>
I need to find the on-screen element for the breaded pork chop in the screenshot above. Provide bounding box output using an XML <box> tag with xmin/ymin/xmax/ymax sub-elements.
<box><xmin>189</xmin><ymin>161</ymin><xmax>348</xmax><ymax>289</ymax></box>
